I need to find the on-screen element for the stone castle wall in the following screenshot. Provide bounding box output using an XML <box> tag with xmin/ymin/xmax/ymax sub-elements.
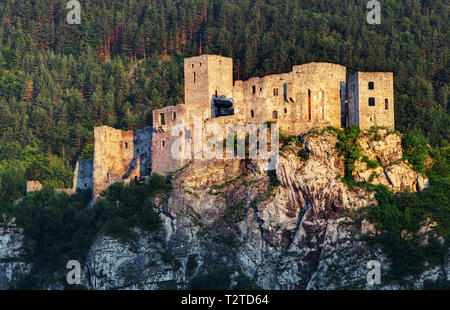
<box><xmin>30</xmin><ymin>54</ymin><xmax>394</xmax><ymax>200</ymax></box>
<box><xmin>348</xmin><ymin>72</ymin><xmax>394</xmax><ymax>130</ymax></box>
<box><xmin>151</xmin><ymin>105</ymin><xmax>184</xmax><ymax>175</ymax></box>
<box><xmin>233</xmin><ymin>62</ymin><xmax>347</xmax><ymax>135</ymax></box>
<box><xmin>150</xmin><ymin>55</ymin><xmax>393</xmax><ymax>177</ymax></box>
<box><xmin>73</xmin><ymin>158</ymin><xmax>93</xmax><ymax>191</ymax></box>
<box><xmin>92</xmin><ymin>126</ymin><xmax>152</xmax><ymax>198</ymax></box>
<box><xmin>184</xmin><ymin>55</ymin><xmax>233</xmax><ymax>119</ymax></box>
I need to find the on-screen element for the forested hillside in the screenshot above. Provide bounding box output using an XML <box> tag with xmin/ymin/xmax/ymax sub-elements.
<box><xmin>0</xmin><ymin>0</ymin><xmax>448</xmax><ymax>207</ymax></box>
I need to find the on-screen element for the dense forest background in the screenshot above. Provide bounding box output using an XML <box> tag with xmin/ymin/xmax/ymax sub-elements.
<box><xmin>0</xmin><ymin>0</ymin><xmax>448</xmax><ymax>207</ymax></box>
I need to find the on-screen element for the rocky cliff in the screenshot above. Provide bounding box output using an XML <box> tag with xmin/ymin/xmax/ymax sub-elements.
<box><xmin>1</xmin><ymin>129</ymin><xmax>448</xmax><ymax>290</ymax></box>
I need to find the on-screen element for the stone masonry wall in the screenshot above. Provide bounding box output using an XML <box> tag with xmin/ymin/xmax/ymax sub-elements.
<box><xmin>348</xmin><ymin>72</ymin><xmax>394</xmax><ymax>130</ymax></box>
<box><xmin>184</xmin><ymin>55</ymin><xmax>233</xmax><ymax>119</ymax></box>
<box><xmin>233</xmin><ymin>62</ymin><xmax>346</xmax><ymax>135</ymax></box>
<box><xmin>92</xmin><ymin>126</ymin><xmax>152</xmax><ymax>198</ymax></box>
<box><xmin>73</xmin><ymin>158</ymin><xmax>93</xmax><ymax>191</ymax></box>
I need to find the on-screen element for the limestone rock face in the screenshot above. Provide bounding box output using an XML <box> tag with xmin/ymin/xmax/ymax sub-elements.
<box><xmin>84</xmin><ymin>231</ymin><xmax>177</xmax><ymax>290</ymax></box>
<box><xmin>0</xmin><ymin>224</ymin><xmax>31</xmax><ymax>289</ymax></box>
<box><xmin>444</xmin><ymin>250</ymin><xmax>450</xmax><ymax>282</ymax></box>
<box><xmin>353</xmin><ymin>129</ymin><xmax>429</xmax><ymax>193</ymax></box>
<box><xmin>358</xmin><ymin>130</ymin><xmax>403</xmax><ymax>165</ymax></box>
<box><xmin>0</xmin><ymin>130</ymin><xmax>446</xmax><ymax>290</ymax></box>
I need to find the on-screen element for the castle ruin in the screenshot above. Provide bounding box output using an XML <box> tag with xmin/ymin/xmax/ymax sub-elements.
<box><xmin>27</xmin><ymin>55</ymin><xmax>395</xmax><ymax>199</ymax></box>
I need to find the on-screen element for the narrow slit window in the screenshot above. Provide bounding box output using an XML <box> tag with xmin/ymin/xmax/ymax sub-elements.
<box><xmin>160</xmin><ymin>113</ymin><xmax>165</xmax><ymax>125</ymax></box>
<box><xmin>193</xmin><ymin>72</ymin><xmax>196</xmax><ymax>83</ymax></box>
<box><xmin>273</xmin><ymin>111</ymin><xmax>278</xmax><ymax>120</ymax></box>
<box><xmin>251</xmin><ymin>110</ymin><xmax>254</xmax><ymax>118</ymax></box>
<box><xmin>369</xmin><ymin>97</ymin><xmax>375</xmax><ymax>106</ymax></box>
<box><xmin>161</xmin><ymin>141</ymin><xmax>165</xmax><ymax>148</ymax></box>
<box><xmin>368</xmin><ymin>82</ymin><xmax>374</xmax><ymax>90</ymax></box>
<box><xmin>125</xmin><ymin>142</ymin><xmax>128</xmax><ymax>149</ymax></box>
<box><xmin>172</xmin><ymin>111</ymin><xmax>177</xmax><ymax>120</ymax></box>
<box><xmin>284</xmin><ymin>108</ymin><xmax>287</xmax><ymax>114</ymax></box>
<box><xmin>283</xmin><ymin>83</ymin><xmax>288</xmax><ymax>102</ymax></box>
<box><xmin>308</xmin><ymin>89</ymin><xmax>312</xmax><ymax>120</ymax></box>
<box><xmin>273</xmin><ymin>88</ymin><xmax>278</xmax><ymax>96</ymax></box>
<box><xmin>385</xmin><ymin>99</ymin><xmax>389</xmax><ymax>110</ymax></box>
<box><xmin>252</xmin><ymin>86</ymin><xmax>256</xmax><ymax>94</ymax></box>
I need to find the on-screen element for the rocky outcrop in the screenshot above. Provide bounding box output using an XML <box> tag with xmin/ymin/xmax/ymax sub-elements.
<box><xmin>444</xmin><ymin>250</ymin><xmax>450</xmax><ymax>282</ymax></box>
<box><xmin>353</xmin><ymin>129</ymin><xmax>429</xmax><ymax>193</ymax></box>
<box><xmin>0</xmin><ymin>222</ymin><xmax>31</xmax><ymax>290</ymax></box>
<box><xmin>0</xmin><ymin>130</ymin><xmax>446</xmax><ymax>290</ymax></box>
<box><xmin>85</xmin><ymin>231</ymin><xmax>177</xmax><ymax>290</ymax></box>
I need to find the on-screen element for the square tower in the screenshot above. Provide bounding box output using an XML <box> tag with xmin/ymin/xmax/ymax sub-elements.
<box><xmin>184</xmin><ymin>55</ymin><xmax>233</xmax><ymax>119</ymax></box>
<box><xmin>348</xmin><ymin>72</ymin><xmax>394</xmax><ymax>130</ymax></box>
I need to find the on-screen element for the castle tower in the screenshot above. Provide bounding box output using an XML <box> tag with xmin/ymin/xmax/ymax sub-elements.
<box><xmin>348</xmin><ymin>72</ymin><xmax>394</xmax><ymax>130</ymax></box>
<box><xmin>184</xmin><ymin>55</ymin><xmax>233</xmax><ymax>119</ymax></box>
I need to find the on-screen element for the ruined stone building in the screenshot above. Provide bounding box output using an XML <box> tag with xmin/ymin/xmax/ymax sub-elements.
<box><xmin>26</xmin><ymin>55</ymin><xmax>395</xmax><ymax>199</ymax></box>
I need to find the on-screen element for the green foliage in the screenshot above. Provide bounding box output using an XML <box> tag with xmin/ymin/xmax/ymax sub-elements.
<box><xmin>79</xmin><ymin>144</ymin><xmax>94</xmax><ymax>161</ymax></box>
<box><xmin>402</xmin><ymin>129</ymin><xmax>429</xmax><ymax>173</ymax></box>
<box><xmin>6</xmin><ymin>188</ymin><xmax>94</xmax><ymax>288</ymax></box>
<box><xmin>423</xmin><ymin>279</ymin><xmax>450</xmax><ymax>290</ymax></box>
<box><xmin>297</xmin><ymin>148</ymin><xmax>309</xmax><ymax>161</ymax></box>
<box><xmin>0</xmin><ymin>0</ymin><xmax>448</xmax><ymax>208</ymax></box>
<box><xmin>371</xmin><ymin>133</ymin><xmax>382</xmax><ymax>142</ymax></box>
<box><xmin>188</xmin><ymin>264</ymin><xmax>231</xmax><ymax>290</ymax></box>
<box><xmin>5</xmin><ymin>174</ymin><xmax>171</xmax><ymax>289</ymax></box>
<box><xmin>224</xmin><ymin>201</ymin><xmax>249</xmax><ymax>223</ymax></box>
<box><xmin>98</xmin><ymin>174</ymin><xmax>171</xmax><ymax>241</ymax></box>
<box><xmin>361</xmin><ymin>155</ymin><xmax>382</xmax><ymax>169</ymax></box>
<box><xmin>232</xmin><ymin>273</ymin><xmax>263</xmax><ymax>290</ymax></box>
<box><xmin>267</xmin><ymin>169</ymin><xmax>280</xmax><ymax>188</ymax></box>
<box><xmin>0</xmin><ymin>0</ymin><xmax>448</xmax><ymax>288</ymax></box>
<box><xmin>365</xmin><ymin>145</ymin><xmax>450</xmax><ymax>283</ymax></box>
<box><xmin>0</xmin><ymin>162</ymin><xmax>26</xmax><ymax>207</ymax></box>
<box><xmin>279</xmin><ymin>132</ymin><xmax>302</xmax><ymax>147</ymax></box>
<box><xmin>335</xmin><ymin>125</ymin><xmax>361</xmax><ymax>178</ymax></box>
<box><xmin>189</xmin><ymin>263</ymin><xmax>261</xmax><ymax>290</ymax></box>
<box><xmin>186</xmin><ymin>254</ymin><xmax>198</xmax><ymax>278</ymax></box>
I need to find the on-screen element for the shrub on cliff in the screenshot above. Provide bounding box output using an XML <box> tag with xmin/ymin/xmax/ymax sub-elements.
<box><xmin>402</xmin><ymin>129</ymin><xmax>429</xmax><ymax>174</ymax></box>
<box><xmin>335</xmin><ymin>125</ymin><xmax>361</xmax><ymax>178</ymax></box>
